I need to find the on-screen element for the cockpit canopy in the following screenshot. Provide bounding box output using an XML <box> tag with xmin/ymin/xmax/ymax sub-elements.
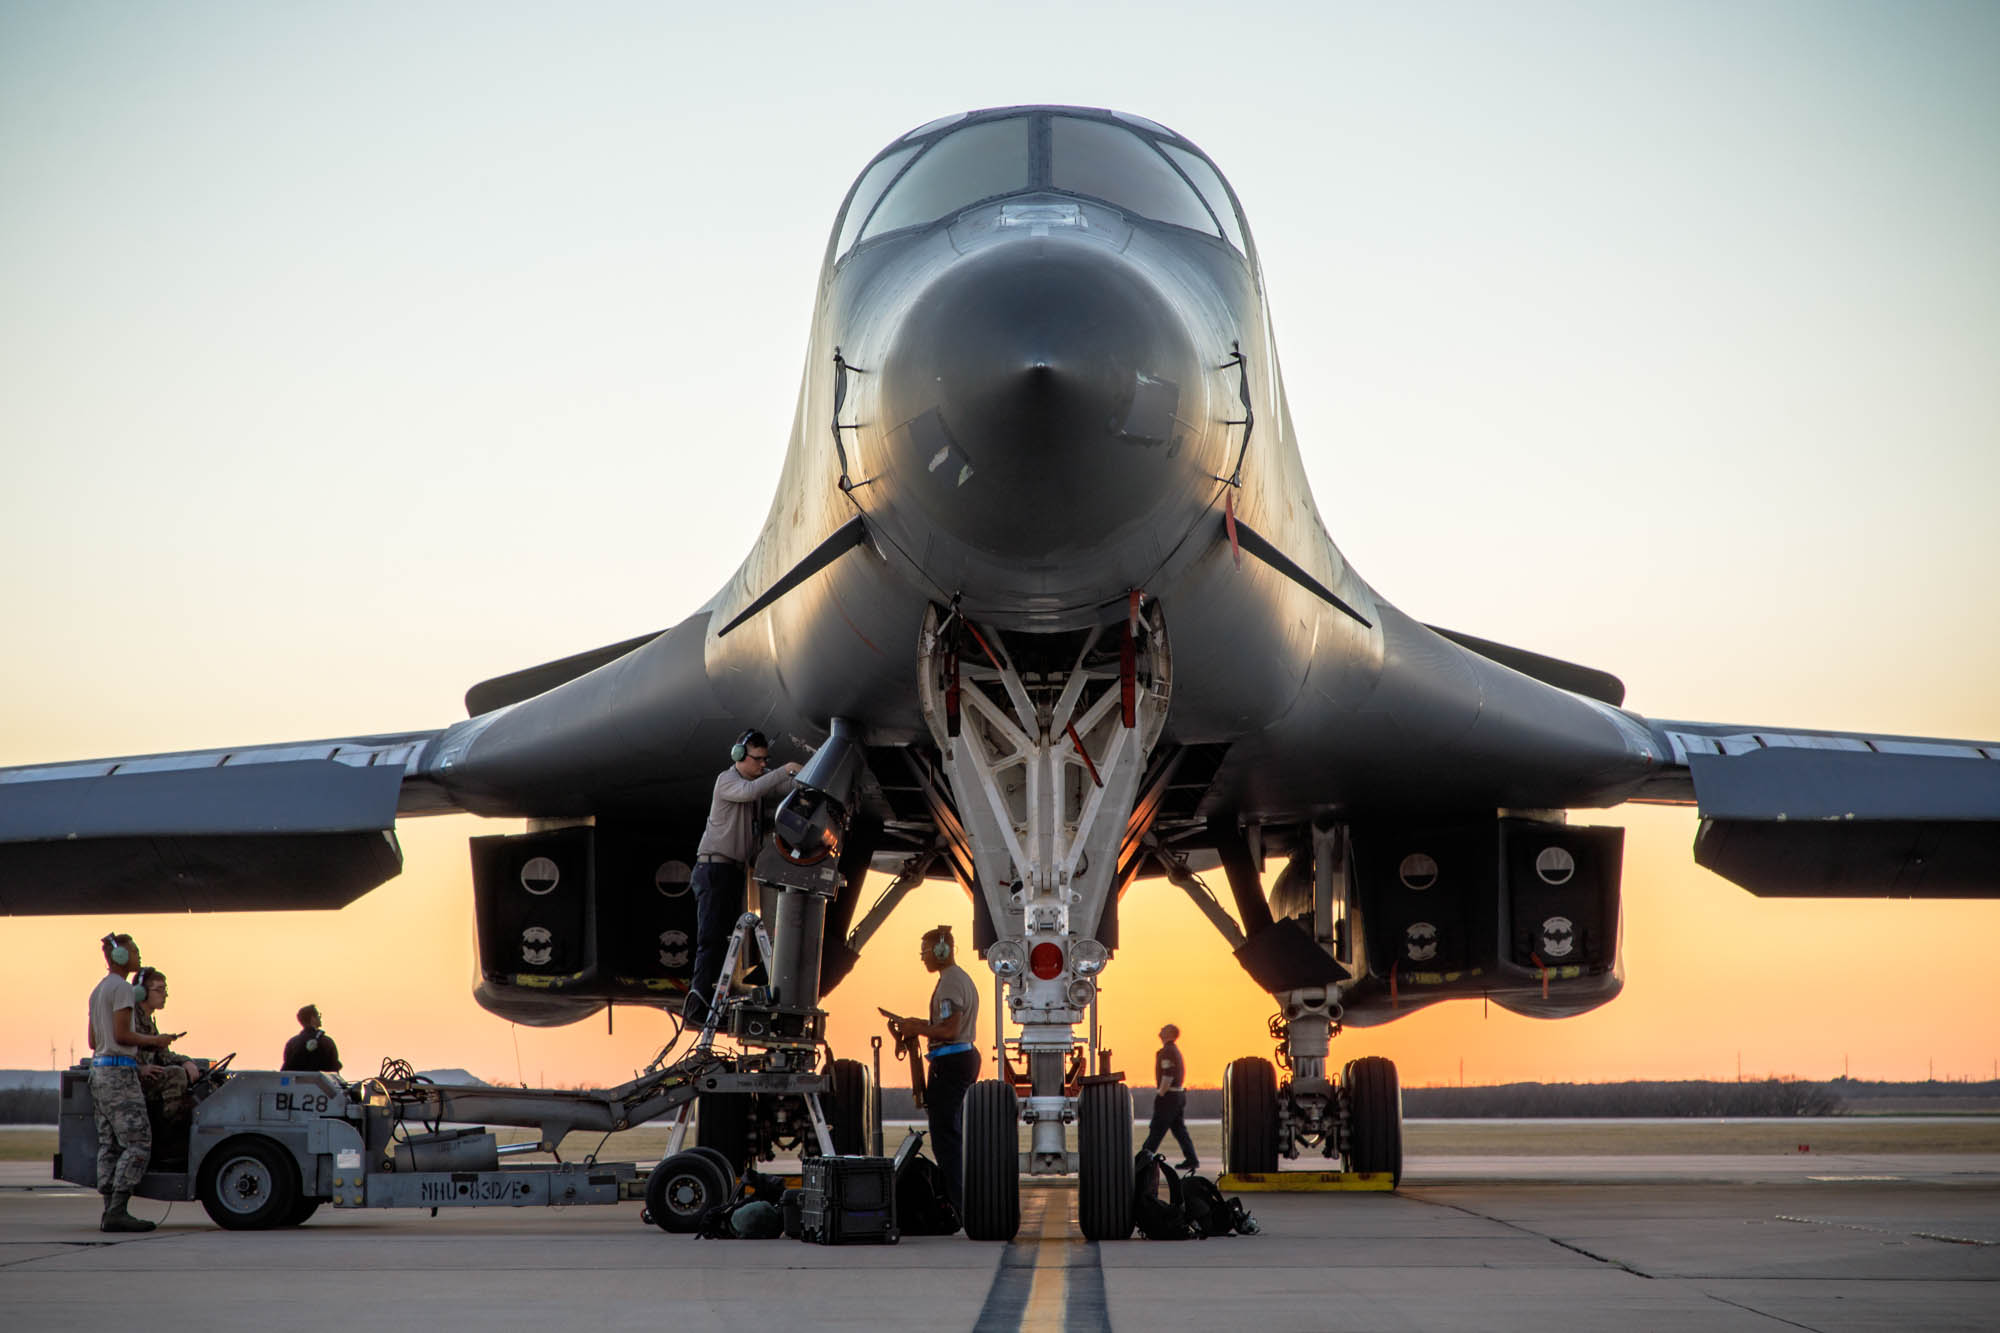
<box><xmin>834</xmin><ymin>107</ymin><xmax>1249</xmax><ymax>261</ymax></box>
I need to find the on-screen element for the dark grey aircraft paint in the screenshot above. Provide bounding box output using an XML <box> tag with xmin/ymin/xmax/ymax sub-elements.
<box><xmin>3</xmin><ymin>106</ymin><xmax>1997</xmax><ymax>1033</ymax></box>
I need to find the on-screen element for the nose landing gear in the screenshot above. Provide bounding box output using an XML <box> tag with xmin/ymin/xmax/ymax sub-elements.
<box><xmin>920</xmin><ymin>599</ymin><xmax>1170</xmax><ymax>1240</ymax></box>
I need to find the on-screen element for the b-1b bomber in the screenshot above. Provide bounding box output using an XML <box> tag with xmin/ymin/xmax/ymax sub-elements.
<box><xmin>10</xmin><ymin>105</ymin><xmax>1999</xmax><ymax>1240</ymax></box>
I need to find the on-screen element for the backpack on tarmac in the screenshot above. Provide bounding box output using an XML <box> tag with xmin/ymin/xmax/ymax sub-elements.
<box><xmin>1178</xmin><ymin>1171</ymin><xmax>1221</xmax><ymax>1237</ymax></box>
<box><xmin>698</xmin><ymin>1175</ymin><xmax>790</xmax><ymax>1240</ymax></box>
<box><xmin>895</xmin><ymin>1150</ymin><xmax>962</xmax><ymax>1236</ymax></box>
<box><xmin>728</xmin><ymin>1199</ymin><xmax>784</xmax><ymax>1239</ymax></box>
<box><xmin>889</xmin><ymin>1129</ymin><xmax>961</xmax><ymax>1237</ymax></box>
<box><xmin>1179</xmin><ymin>1173</ymin><xmax>1257</xmax><ymax>1237</ymax></box>
<box><xmin>1131</xmin><ymin>1151</ymin><xmax>1198</xmax><ymax>1241</ymax></box>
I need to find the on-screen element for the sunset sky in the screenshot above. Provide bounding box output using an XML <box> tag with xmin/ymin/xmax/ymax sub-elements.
<box><xmin>3</xmin><ymin>2</ymin><xmax>1996</xmax><ymax>1092</ymax></box>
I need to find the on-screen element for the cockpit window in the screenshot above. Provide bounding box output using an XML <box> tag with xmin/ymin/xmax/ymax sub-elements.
<box><xmin>1049</xmin><ymin>116</ymin><xmax>1218</xmax><ymax>237</ymax></box>
<box><xmin>835</xmin><ymin>145</ymin><xmax>920</xmax><ymax>258</ymax></box>
<box><xmin>861</xmin><ymin>116</ymin><xmax>1032</xmax><ymax>243</ymax></box>
<box><xmin>837</xmin><ymin>110</ymin><xmax>1251</xmax><ymax>261</ymax></box>
<box><xmin>1158</xmin><ymin>143</ymin><xmax>1246</xmax><ymax>253</ymax></box>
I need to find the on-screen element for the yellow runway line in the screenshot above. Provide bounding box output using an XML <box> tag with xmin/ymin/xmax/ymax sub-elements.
<box><xmin>1020</xmin><ymin>1188</ymin><xmax>1072</xmax><ymax>1329</ymax></box>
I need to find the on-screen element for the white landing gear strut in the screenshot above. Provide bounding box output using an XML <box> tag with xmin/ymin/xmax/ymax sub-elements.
<box><xmin>658</xmin><ymin>910</ymin><xmax>837</xmax><ymax>1162</ymax></box>
<box><xmin>918</xmin><ymin>597</ymin><xmax>1170</xmax><ymax>1239</ymax></box>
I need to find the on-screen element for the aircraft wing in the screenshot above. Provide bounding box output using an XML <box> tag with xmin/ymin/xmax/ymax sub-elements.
<box><xmin>1627</xmin><ymin>719</ymin><xmax>2000</xmax><ymax>898</ymax></box>
<box><xmin>0</xmin><ymin>731</ymin><xmax>449</xmax><ymax>914</ymax></box>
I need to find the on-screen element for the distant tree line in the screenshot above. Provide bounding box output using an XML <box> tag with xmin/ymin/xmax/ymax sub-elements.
<box><xmin>6</xmin><ymin>1078</ymin><xmax>1990</xmax><ymax>1125</ymax></box>
<box><xmin>0</xmin><ymin>1090</ymin><xmax>57</xmax><ymax>1124</ymax></box>
<box><xmin>1400</xmin><ymin>1078</ymin><xmax>1846</xmax><ymax>1118</ymax></box>
<box><xmin>875</xmin><ymin>1079</ymin><xmax>2000</xmax><ymax>1120</ymax></box>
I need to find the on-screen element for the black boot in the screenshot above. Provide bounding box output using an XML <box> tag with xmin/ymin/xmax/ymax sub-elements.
<box><xmin>100</xmin><ymin>1190</ymin><xmax>156</xmax><ymax>1233</ymax></box>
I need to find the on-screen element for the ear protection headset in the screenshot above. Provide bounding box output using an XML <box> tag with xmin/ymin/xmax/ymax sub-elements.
<box><xmin>930</xmin><ymin>927</ymin><xmax>953</xmax><ymax>961</ymax></box>
<box><xmin>730</xmin><ymin>729</ymin><xmax>758</xmax><ymax>764</ymax></box>
<box><xmin>102</xmin><ymin>932</ymin><xmax>131</xmax><ymax>967</ymax></box>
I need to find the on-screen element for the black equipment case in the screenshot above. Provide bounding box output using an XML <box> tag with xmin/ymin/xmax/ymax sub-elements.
<box><xmin>798</xmin><ymin>1155</ymin><xmax>897</xmax><ymax>1244</ymax></box>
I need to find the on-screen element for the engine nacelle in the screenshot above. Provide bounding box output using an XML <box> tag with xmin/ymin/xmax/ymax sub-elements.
<box><xmin>469</xmin><ymin>823</ymin><xmax>698</xmax><ymax>1027</ymax></box>
<box><xmin>1340</xmin><ymin>817</ymin><xmax>1624</xmax><ymax>1024</ymax></box>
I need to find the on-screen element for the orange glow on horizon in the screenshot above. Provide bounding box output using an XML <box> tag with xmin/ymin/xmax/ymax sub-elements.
<box><xmin>4</xmin><ymin>806</ymin><xmax>1996</xmax><ymax>1094</ymax></box>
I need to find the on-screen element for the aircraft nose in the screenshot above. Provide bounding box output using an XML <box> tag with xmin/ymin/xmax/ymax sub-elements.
<box><xmin>881</xmin><ymin>240</ymin><xmax>1206</xmax><ymax>561</ymax></box>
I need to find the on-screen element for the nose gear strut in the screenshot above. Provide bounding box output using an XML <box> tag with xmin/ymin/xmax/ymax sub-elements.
<box><xmin>917</xmin><ymin>599</ymin><xmax>1170</xmax><ymax>1239</ymax></box>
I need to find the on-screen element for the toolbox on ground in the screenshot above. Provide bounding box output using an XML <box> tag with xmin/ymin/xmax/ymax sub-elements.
<box><xmin>798</xmin><ymin>1154</ymin><xmax>897</xmax><ymax>1244</ymax></box>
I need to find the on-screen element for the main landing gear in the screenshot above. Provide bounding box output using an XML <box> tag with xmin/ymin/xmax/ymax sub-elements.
<box><xmin>1221</xmin><ymin>997</ymin><xmax>1403</xmax><ymax>1185</ymax></box>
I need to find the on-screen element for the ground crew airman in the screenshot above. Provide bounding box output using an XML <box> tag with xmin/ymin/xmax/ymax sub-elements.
<box><xmin>282</xmin><ymin>1004</ymin><xmax>343</xmax><ymax>1073</ymax></box>
<box><xmin>686</xmin><ymin>729</ymin><xmax>800</xmax><ymax>1025</ymax></box>
<box><xmin>133</xmin><ymin>967</ymin><xmax>198</xmax><ymax>1160</ymax></box>
<box><xmin>1140</xmin><ymin>1021</ymin><xmax>1198</xmax><ymax>1172</ymax></box>
<box><xmin>884</xmin><ymin>925</ymin><xmax>980</xmax><ymax>1213</ymax></box>
<box><xmin>87</xmin><ymin>933</ymin><xmax>181</xmax><ymax>1232</ymax></box>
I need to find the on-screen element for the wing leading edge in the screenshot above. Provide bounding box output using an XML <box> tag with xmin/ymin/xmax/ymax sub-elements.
<box><xmin>0</xmin><ymin>732</ymin><xmax>446</xmax><ymax>914</ymax></box>
<box><xmin>1630</xmin><ymin>721</ymin><xmax>2000</xmax><ymax>898</ymax></box>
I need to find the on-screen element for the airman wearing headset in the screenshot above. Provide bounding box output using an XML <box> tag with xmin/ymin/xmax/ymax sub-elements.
<box><xmin>684</xmin><ymin>728</ymin><xmax>801</xmax><ymax>1025</ymax></box>
<box><xmin>884</xmin><ymin>925</ymin><xmax>981</xmax><ymax>1214</ymax></box>
<box><xmin>85</xmin><ymin>932</ymin><xmax>179</xmax><ymax>1232</ymax></box>
<box><xmin>132</xmin><ymin>967</ymin><xmax>200</xmax><ymax>1156</ymax></box>
<box><xmin>282</xmin><ymin>1004</ymin><xmax>343</xmax><ymax>1073</ymax></box>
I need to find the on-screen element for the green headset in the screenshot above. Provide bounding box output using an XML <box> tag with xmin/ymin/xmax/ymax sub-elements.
<box><xmin>102</xmin><ymin>932</ymin><xmax>132</xmax><ymax>967</ymax></box>
<box><xmin>928</xmin><ymin>926</ymin><xmax>953</xmax><ymax>961</ymax></box>
<box><xmin>730</xmin><ymin>729</ymin><xmax>764</xmax><ymax>764</ymax></box>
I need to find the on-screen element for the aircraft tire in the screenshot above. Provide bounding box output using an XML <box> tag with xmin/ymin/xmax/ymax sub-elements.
<box><xmin>1223</xmin><ymin>1057</ymin><xmax>1279</xmax><ymax>1175</ymax></box>
<box><xmin>695</xmin><ymin>1089</ymin><xmax>755</xmax><ymax>1174</ymax></box>
<box><xmin>1343</xmin><ymin>1055</ymin><xmax>1403</xmax><ymax>1185</ymax></box>
<box><xmin>197</xmin><ymin>1135</ymin><xmax>299</xmax><ymax>1231</ymax></box>
<box><xmin>826</xmin><ymin>1057</ymin><xmax>872</xmax><ymax>1156</ymax></box>
<box><xmin>646</xmin><ymin>1151</ymin><xmax>730</xmax><ymax>1233</ymax></box>
<box><xmin>687</xmin><ymin>1146</ymin><xmax>738</xmax><ymax>1197</ymax></box>
<box><xmin>961</xmin><ymin>1079</ymin><xmax>1020</xmax><ymax>1241</ymax></box>
<box><xmin>1077</xmin><ymin>1080</ymin><xmax>1134</xmax><ymax>1240</ymax></box>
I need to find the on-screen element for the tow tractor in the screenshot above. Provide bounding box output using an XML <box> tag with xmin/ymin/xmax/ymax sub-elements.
<box><xmin>56</xmin><ymin>723</ymin><xmax>881</xmax><ymax>1232</ymax></box>
<box><xmin>56</xmin><ymin>1027</ymin><xmax>864</xmax><ymax>1231</ymax></box>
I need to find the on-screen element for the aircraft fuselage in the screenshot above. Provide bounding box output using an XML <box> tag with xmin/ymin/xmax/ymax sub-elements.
<box><xmin>441</xmin><ymin>106</ymin><xmax>1655</xmax><ymax>825</ymax></box>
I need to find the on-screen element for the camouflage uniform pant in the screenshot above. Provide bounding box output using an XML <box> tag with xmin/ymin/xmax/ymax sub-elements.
<box><xmin>139</xmin><ymin>1062</ymin><xmax>192</xmax><ymax>1134</ymax></box>
<box><xmin>88</xmin><ymin>1065</ymin><xmax>151</xmax><ymax>1192</ymax></box>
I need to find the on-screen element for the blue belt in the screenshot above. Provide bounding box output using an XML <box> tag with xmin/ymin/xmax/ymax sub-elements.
<box><xmin>925</xmin><ymin>1042</ymin><xmax>973</xmax><ymax>1061</ymax></box>
<box><xmin>90</xmin><ymin>1056</ymin><xmax>138</xmax><ymax>1068</ymax></box>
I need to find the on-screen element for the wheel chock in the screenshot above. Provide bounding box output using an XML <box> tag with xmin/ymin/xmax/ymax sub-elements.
<box><xmin>1217</xmin><ymin>1171</ymin><xmax>1394</xmax><ymax>1191</ymax></box>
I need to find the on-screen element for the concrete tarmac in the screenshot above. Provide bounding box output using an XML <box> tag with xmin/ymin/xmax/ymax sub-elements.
<box><xmin>2</xmin><ymin>1156</ymin><xmax>1995</xmax><ymax>1332</ymax></box>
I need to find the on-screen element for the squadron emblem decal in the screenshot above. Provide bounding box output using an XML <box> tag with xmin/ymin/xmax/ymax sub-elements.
<box><xmin>1398</xmin><ymin>853</ymin><xmax>1439</xmax><ymax>891</ymax></box>
<box><xmin>658</xmin><ymin>930</ymin><xmax>690</xmax><ymax>969</ymax></box>
<box><xmin>521</xmin><ymin>925</ymin><xmax>554</xmax><ymax>966</ymax></box>
<box><xmin>520</xmin><ymin>857</ymin><xmax>560</xmax><ymax>896</ymax></box>
<box><xmin>1539</xmin><ymin>915</ymin><xmax>1576</xmax><ymax>959</ymax></box>
<box><xmin>1405</xmin><ymin>921</ymin><xmax>1439</xmax><ymax>962</ymax></box>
